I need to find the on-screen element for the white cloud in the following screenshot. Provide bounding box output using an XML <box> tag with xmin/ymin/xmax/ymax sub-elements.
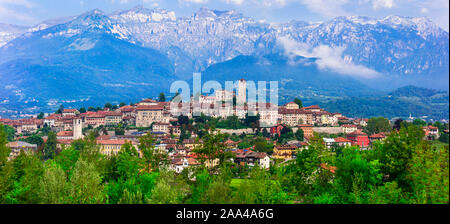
<box><xmin>221</xmin><ymin>0</ymin><xmax>287</xmax><ymax>7</ymax></box>
<box><xmin>0</xmin><ymin>0</ymin><xmax>33</xmax><ymax>8</ymax></box>
<box><xmin>299</xmin><ymin>0</ymin><xmax>349</xmax><ymax>18</ymax></box>
<box><xmin>179</xmin><ymin>0</ymin><xmax>209</xmax><ymax>4</ymax></box>
<box><xmin>414</xmin><ymin>0</ymin><xmax>449</xmax><ymax>31</ymax></box>
<box><xmin>0</xmin><ymin>0</ymin><xmax>36</xmax><ymax>22</ymax></box>
<box><xmin>420</xmin><ymin>7</ymin><xmax>428</xmax><ymax>13</ymax></box>
<box><xmin>222</xmin><ymin>0</ymin><xmax>245</xmax><ymax>5</ymax></box>
<box><xmin>372</xmin><ymin>0</ymin><xmax>394</xmax><ymax>9</ymax></box>
<box><xmin>277</xmin><ymin>36</ymin><xmax>380</xmax><ymax>78</ymax></box>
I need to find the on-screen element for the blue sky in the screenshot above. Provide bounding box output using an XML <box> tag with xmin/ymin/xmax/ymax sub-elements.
<box><xmin>0</xmin><ymin>0</ymin><xmax>448</xmax><ymax>31</ymax></box>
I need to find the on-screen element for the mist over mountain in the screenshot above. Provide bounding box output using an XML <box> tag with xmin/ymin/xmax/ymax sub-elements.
<box><xmin>0</xmin><ymin>6</ymin><xmax>448</xmax><ymax>119</ymax></box>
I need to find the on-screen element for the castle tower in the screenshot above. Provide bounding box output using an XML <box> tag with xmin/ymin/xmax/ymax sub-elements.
<box><xmin>73</xmin><ymin>118</ymin><xmax>83</xmax><ymax>140</ymax></box>
<box><xmin>237</xmin><ymin>79</ymin><xmax>247</xmax><ymax>106</ymax></box>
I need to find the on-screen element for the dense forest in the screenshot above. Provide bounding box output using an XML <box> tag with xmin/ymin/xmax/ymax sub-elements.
<box><xmin>295</xmin><ymin>85</ymin><xmax>450</xmax><ymax>120</ymax></box>
<box><xmin>0</xmin><ymin>122</ymin><xmax>448</xmax><ymax>204</ymax></box>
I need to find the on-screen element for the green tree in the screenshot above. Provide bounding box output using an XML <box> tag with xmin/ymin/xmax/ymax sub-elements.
<box><xmin>371</xmin><ymin>125</ymin><xmax>424</xmax><ymax>186</ymax></box>
<box><xmin>148</xmin><ymin>171</ymin><xmax>189</xmax><ymax>204</ymax></box>
<box><xmin>37</xmin><ymin>112</ymin><xmax>45</xmax><ymax>119</ymax></box>
<box><xmin>43</xmin><ymin>132</ymin><xmax>57</xmax><ymax>160</ymax></box>
<box><xmin>0</xmin><ymin>124</ymin><xmax>11</xmax><ymax>168</ymax></box>
<box><xmin>39</xmin><ymin>161</ymin><xmax>70</xmax><ymax>204</ymax></box>
<box><xmin>119</xmin><ymin>102</ymin><xmax>126</xmax><ymax>108</ymax></box>
<box><xmin>104</xmin><ymin>102</ymin><xmax>113</xmax><ymax>110</ymax></box>
<box><xmin>365</xmin><ymin>117</ymin><xmax>391</xmax><ymax>135</ymax></box>
<box><xmin>22</xmin><ymin>135</ymin><xmax>44</xmax><ymax>147</ymax></box>
<box><xmin>233</xmin><ymin>167</ymin><xmax>288</xmax><ymax>204</ymax></box>
<box><xmin>193</xmin><ymin>130</ymin><xmax>233</xmax><ymax>172</ymax></box>
<box><xmin>139</xmin><ymin>133</ymin><xmax>167</xmax><ymax>173</ymax></box>
<box><xmin>55</xmin><ymin>148</ymin><xmax>80</xmax><ymax>178</ymax></box>
<box><xmin>368</xmin><ymin>181</ymin><xmax>408</xmax><ymax>204</ymax></box>
<box><xmin>254</xmin><ymin>138</ymin><xmax>273</xmax><ymax>154</ymax></box>
<box><xmin>55</xmin><ymin>105</ymin><xmax>64</xmax><ymax>114</ymax></box>
<box><xmin>2</xmin><ymin>125</ymin><xmax>15</xmax><ymax>142</ymax></box>
<box><xmin>294</xmin><ymin>98</ymin><xmax>303</xmax><ymax>108</ymax></box>
<box><xmin>333</xmin><ymin>147</ymin><xmax>382</xmax><ymax>203</ymax></box>
<box><xmin>79</xmin><ymin>107</ymin><xmax>86</xmax><ymax>113</ymax></box>
<box><xmin>116</xmin><ymin>142</ymin><xmax>141</xmax><ymax>179</ymax></box>
<box><xmin>189</xmin><ymin>169</ymin><xmax>212</xmax><ymax>204</ymax></box>
<box><xmin>412</xmin><ymin>119</ymin><xmax>427</xmax><ymax>127</ymax></box>
<box><xmin>439</xmin><ymin>132</ymin><xmax>449</xmax><ymax>144</ymax></box>
<box><xmin>69</xmin><ymin>159</ymin><xmax>105</xmax><ymax>204</ymax></box>
<box><xmin>5</xmin><ymin>152</ymin><xmax>44</xmax><ymax>204</ymax></box>
<box><xmin>223</xmin><ymin>115</ymin><xmax>243</xmax><ymax>129</ymax></box>
<box><xmin>202</xmin><ymin>167</ymin><xmax>233</xmax><ymax>204</ymax></box>
<box><xmin>407</xmin><ymin>142</ymin><xmax>449</xmax><ymax>204</ymax></box>
<box><xmin>295</xmin><ymin>128</ymin><xmax>304</xmax><ymax>141</ymax></box>
<box><xmin>159</xmin><ymin>93</ymin><xmax>166</xmax><ymax>102</ymax></box>
<box><xmin>114</xmin><ymin>127</ymin><xmax>125</xmax><ymax>136</ymax></box>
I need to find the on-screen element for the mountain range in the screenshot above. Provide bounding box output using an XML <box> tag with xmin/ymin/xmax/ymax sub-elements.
<box><xmin>0</xmin><ymin>6</ymin><xmax>448</xmax><ymax>119</ymax></box>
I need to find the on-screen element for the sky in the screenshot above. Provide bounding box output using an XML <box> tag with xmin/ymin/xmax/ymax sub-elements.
<box><xmin>0</xmin><ymin>0</ymin><xmax>448</xmax><ymax>31</ymax></box>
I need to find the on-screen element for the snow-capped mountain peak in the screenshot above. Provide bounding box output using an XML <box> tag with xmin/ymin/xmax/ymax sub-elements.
<box><xmin>110</xmin><ymin>5</ymin><xmax>176</xmax><ymax>23</ymax></box>
<box><xmin>0</xmin><ymin>6</ymin><xmax>448</xmax><ymax>78</ymax></box>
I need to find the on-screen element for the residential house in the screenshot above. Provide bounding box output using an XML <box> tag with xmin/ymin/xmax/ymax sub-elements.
<box><xmin>233</xmin><ymin>149</ymin><xmax>270</xmax><ymax>169</ymax></box>
<box><xmin>347</xmin><ymin>130</ymin><xmax>370</xmax><ymax>149</ymax></box>
<box><xmin>6</xmin><ymin>141</ymin><xmax>37</xmax><ymax>159</ymax></box>
<box><xmin>422</xmin><ymin>126</ymin><xmax>440</xmax><ymax>140</ymax></box>
<box><xmin>135</xmin><ymin>104</ymin><xmax>168</xmax><ymax>127</ymax></box>
<box><xmin>153</xmin><ymin>122</ymin><xmax>170</xmax><ymax>134</ymax></box>
<box><xmin>334</xmin><ymin>137</ymin><xmax>352</xmax><ymax>147</ymax></box>
<box><xmin>272</xmin><ymin>144</ymin><xmax>298</xmax><ymax>160</ymax></box>
<box><xmin>62</xmin><ymin>109</ymin><xmax>79</xmax><ymax>117</ymax></box>
<box><xmin>97</xmin><ymin>139</ymin><xmax>139</xmax><ymax>156</ymax></box>
<box><xmin>342</xmin><ymin>124</ymin><xmax>358</xmax><ymax>134</ymax></box>
<box><xmin>57</xmin><ymin>131</ymin><xmax>73</xmax><ymax>140</ymax></box>
<box><xmin>104</xmin><ymin>111</ymin><xmax>123</xmax><ymax>126</ymax></box>
<box><xmin>171</xmin><ymin>157</ymin><xmax>200</xmax><ymax>173</ymax></box>
<box><xmin>298</xmin><ymin>124</ymin><xmax>314</xmax><ymax>139</ymax></box>
<box><xmin>369</xmin><ymin>133</ymin><xmax>387</xmax><ymax>144</ymax></box>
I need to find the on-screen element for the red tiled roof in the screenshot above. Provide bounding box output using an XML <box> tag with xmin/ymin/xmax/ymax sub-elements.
<box><xmin>57</xmin><ymin>139</ymin><xmax>73</xmax><ymax>144</ymax></box>
<box><xmin>342</xmin><ymin>124</ymin><xmax>357</xmax><ymax>128</ymax></box>
<box><xmin>298</xmin><ymin>124</ymin><xmax>313</xmax><ymax>127</ymax></box>
<box><xmin>97</xmin><ymin>139</ymin><xmax>136</xmax><ymax>145</ymax></box>
<box><xmin>347</xmin><ymin>130</ymin><xmax>367</xmax><ymax>136</ymax></box>
<box><xmin>135</xmin><ymin>105</ymin><xmax>164</xmax><ymax>111</ymax></box>
<box><xmin>278</xmin><ymin>108</ymin><xmax>314</xmax><ymax>114</ymax></box>
<box><xmin>96</xmin><ymin>135</ymin><xmax>112</xmax><ymax>140</ymax></box>
<box><xmin>140</xmin><ymin>99</ymin><xmax>158</xmax><ymax>103</ymax></box>
<box><xmin>334</xmin><ymin>137</ymin><xmax>352</xmax><ymax>143</ymax></box>
<box><xmin>303</xmin><ymin>105</ymin><xmax>321</xmax><ymax>110</ymax></box>
<box><xmin>57</xmin><ymin>131</ymin><xmax>73</xmax><ymax>137</ymax></box>
<box><xmin>369</xmin><ymin>133</ymin><xmax>386</xmax><ymax>138</ymax></box>
<box><xmin>275</xmin><ymin>144</ymin><xmax>298</xmax><ymax>150</ymax></box>
<box><xmin>154</xmin><ymin>122</ymin><xmax>170</xmax><ymax>126</ymax></box>
<box><xmin>45</xmin><ymin>114</ymin><xmax>61</xmax><ymax>120</ymax></box>
<box><xmin>103</xmin><ymin>111</ymin><xmax>122</xmax><ymax>116</ymax></box>
<box><xmin>63</xmin><ymin>109</ymin><xmax>78</xmax><ymax>113</ymax></box>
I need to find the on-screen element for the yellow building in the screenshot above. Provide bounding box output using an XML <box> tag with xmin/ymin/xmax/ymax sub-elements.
<box><xmin>135</xmin><ymin>105</ymin><xmax>168</xmax><ymax>127</ymax></box>
<box><xmin>272</xmin><ymin>144</ymin><xmax>299</xmax><ymax>160</ymax></box>
<box><xmin>97</xmin><ymin>139</ymin><xmax>139</xmax><ymax>156</ymax></box>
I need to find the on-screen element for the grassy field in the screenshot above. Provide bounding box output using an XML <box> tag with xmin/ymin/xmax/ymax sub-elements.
<box><xmin>430</xmin><ymin>140</ymin><xmax>449</xmax><ymax>149</ymax></box>
<box><xmin>230</xmin><ymin>178</ymin><xmax>246</xmax><ymax>190</ymax></box>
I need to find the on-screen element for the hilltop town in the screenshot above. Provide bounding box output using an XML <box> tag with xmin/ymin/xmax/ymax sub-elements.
<box><xmin>1</xmin><ymin>85</ymin><xmax>448</xmax><ymax>173</ymax></box>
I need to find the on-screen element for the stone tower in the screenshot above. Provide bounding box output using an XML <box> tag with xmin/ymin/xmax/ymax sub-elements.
<box><xmin>237</xmin><ymin>79</ymin><xmax>247</xmax><ymax>106</ymax></box>
<box><xmin>73</xmin><ymin>118</ymin><xmax>83</xmax><ymax>140</ymax></box>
